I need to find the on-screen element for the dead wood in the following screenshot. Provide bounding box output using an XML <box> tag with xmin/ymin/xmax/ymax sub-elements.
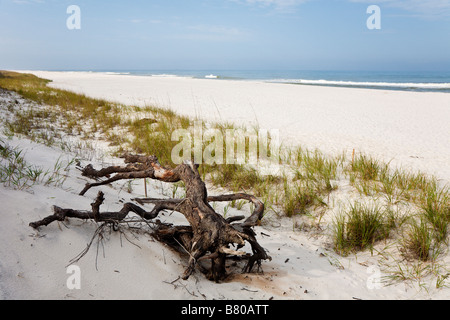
<box><xmin>30</xmin><ymin>154</ymin><xmax>271</xmax><ymax>282</ymax></box>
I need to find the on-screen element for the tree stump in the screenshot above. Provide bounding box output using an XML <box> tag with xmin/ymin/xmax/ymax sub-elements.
<box><xmin>30</xmin><ymin>154</ymin><xmax>271</xmax><ymax>282</ymax></box>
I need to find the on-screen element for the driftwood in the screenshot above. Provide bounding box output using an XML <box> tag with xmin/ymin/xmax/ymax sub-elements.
<box><xmin>30</xmin><ymin>154</ymin><xmax>271</xmax><ymax>282</ymax></box>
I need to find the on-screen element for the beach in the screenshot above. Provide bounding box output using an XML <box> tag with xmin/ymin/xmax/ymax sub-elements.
<box><xmin>23</xmin><ymin>71</ymin><xmax>450</xmax><ymax>184</ymax></box>
<box><xmin>1</xmin><ymin>70</ymin><xmax>450</xmax><ymax>301</ymax></box>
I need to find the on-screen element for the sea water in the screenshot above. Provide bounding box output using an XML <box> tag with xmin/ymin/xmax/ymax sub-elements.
<box><xmin>75</xmin><ymin>69</ymin><xmax>450</xmax><ymax>93</ymax></box>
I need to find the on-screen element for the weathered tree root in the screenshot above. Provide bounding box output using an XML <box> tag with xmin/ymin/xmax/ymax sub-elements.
<box><xmin>29</xmin><ymin>191</ymin><xmax>163</xmax><ymax>229</ymax></box>
<box><xmin>31</xmin><ymin>155</ymin><xmax>271</xmax><ymax>282</ymax></box>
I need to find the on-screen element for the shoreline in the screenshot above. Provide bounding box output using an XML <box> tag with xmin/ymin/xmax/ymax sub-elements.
<box><xmin>15</xmin><ymin>70</ymin><xmax>450</xmax><ymax>185</ymax></box>
<box><xmin>14</xmin><ymin>69</ymin><xmax>450</xmax><ymax>92</ymax></box>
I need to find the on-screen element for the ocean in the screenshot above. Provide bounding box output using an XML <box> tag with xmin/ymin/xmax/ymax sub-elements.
<box><xmin>86</xmin><ymin>70</ymin><xmax>450</xmax><ymax>93</ymax></box>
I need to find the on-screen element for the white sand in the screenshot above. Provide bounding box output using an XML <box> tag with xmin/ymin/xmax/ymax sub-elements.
<box><xmin>1</xmin><ymin>71</ymin><xmax>450</xmax><ymax>300</ymax></box>
<box><xmin>23</xmin><ymin>71</ymin><xmax>450</xmax><ymax>184</ymax></box>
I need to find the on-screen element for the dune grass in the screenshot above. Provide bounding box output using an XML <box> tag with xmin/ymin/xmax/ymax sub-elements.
<box><xmin>0</xmin><ymin>137</ymin><xmax>74</xmax><ymax>189</ymax></box>
<box><xmin>333</xmin><ymin>202</ymin><xmax>392</xmax><ymax>255</ymax></box>
<box><xmin>402</xmin><ymin>218</ymin><xmax>435</xmax><ymax>262</ymax></box>
<box><xmin>421</xmin><ymin>183</ymin><xmax>450</xmax><ymax>244</ymax></box>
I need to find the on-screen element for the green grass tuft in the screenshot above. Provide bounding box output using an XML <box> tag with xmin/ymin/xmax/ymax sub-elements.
<box><xmin>333</xmin><ymin>202</ymin><xmax>391</xmax><ymax>255</ymax></box>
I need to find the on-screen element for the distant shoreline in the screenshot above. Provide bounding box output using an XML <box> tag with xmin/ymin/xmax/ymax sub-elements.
<box><xmin>12</xmin><ymin>69</ymin><xmax>450</xmax><ymax>93</ymax></box>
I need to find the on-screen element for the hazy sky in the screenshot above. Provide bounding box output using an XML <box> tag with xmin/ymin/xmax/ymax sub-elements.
<box><xmin>1</xmin><ymin>0</ymin><xmax>450</xmax><ymax>71</ymax></box>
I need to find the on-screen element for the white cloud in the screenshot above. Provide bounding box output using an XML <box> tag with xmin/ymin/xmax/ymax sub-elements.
<box><xmin>12</xmin><ymin>0</ymin><xmax>44</xmax><ymax>4</ymax></box>
<box><xmin>188</xmin><ymin>25</ymin><xmax>243</xmax><ymax>36</ymax></box>
<box><xmin>244</xmin><ymin>0</ymin><xmax>308</xmax><ymax>5</ymax></box>
<box><xmin>230</xmin><ymin>0</ymin><xmax>310</xmax><ymax>11</ymax></box>
<box><xmin>177</xmin><ymin>24</ymin><xmax>249</xmax><ymax>41</ymax></box>
<box><xmin>349</xmin><ymin>0</ymin><xmax>450</xmax><ymax>18</ymax></box>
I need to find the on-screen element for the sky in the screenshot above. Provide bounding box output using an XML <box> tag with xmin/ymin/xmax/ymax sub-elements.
<box><xmin>1</xmin><ymin>0</ymin><xmax>450</xmax><ymax>71</ymax></box>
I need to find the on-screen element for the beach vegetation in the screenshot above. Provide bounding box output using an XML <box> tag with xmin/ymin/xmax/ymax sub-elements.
<box><xmin>0</xmin><ymin>138</ymin><xmax>74</xmax><ymax>189</ymax></box>
<box><xmin>333</xmin><ymin>202</ymin><xmax>391</xmax><ymax>255</ymax></box>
